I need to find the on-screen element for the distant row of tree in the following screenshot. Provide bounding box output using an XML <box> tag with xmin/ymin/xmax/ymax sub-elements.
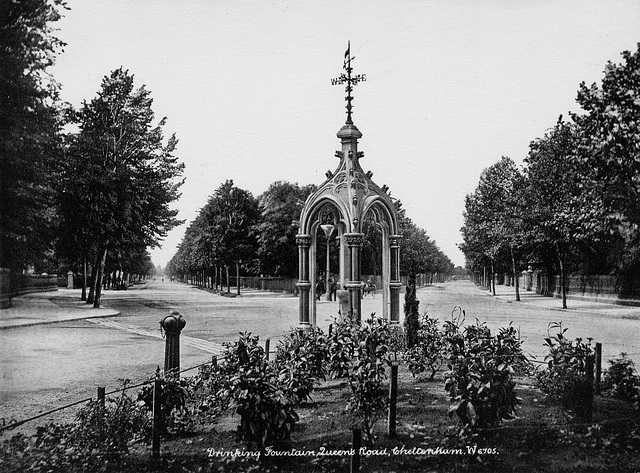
<box><xmin>460</xmin><ymin>44</ymin><xmax>640</xmax><ymax>306</ymax></box>
<box><xmin>1</xmin><ymin>2</ymin><xmax>184</xmax><ymax>306</ymax></box>
<box><xmin>166</xmin><ymin>180</ymin><xmax>454</xmax><ymax>282</ymax></box>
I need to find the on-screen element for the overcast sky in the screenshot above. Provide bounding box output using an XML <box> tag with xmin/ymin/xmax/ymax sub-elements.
<box><xmin>51</xmin><ymin>0</ymin><xmax>639</xmax><ymax>268</ymax></box>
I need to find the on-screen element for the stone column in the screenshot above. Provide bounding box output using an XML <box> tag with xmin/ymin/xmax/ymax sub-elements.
<box><xmin>389</xmin><ymin>235</ymin><xmax>402</xmax><ymax>325</ymax></box>
<box><xmin>67</xmin><ymin>271</ymin><xmax>74</xmax><ymax>289</ymax></box>
<box><xmin>344</xmin><ymin>233</ymin><xmax>364</xmax><ymax>322</ymax></box>
<box><xmin>296</xmin><ymin>235</ymin><xmax>312</xmax><ymax>329</ymax></box>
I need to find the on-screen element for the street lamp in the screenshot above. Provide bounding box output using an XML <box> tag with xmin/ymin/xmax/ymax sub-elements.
<box><xmin>320</xmin><ymin>224</ymin><xmax>335</xmax><ymax>301</ymax></box>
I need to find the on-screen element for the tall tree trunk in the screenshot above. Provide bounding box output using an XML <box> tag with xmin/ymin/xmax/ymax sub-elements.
<box><xmin>93</xmin><ymin>246</ymin><xmax>108</xmax><ymax>308</ymax></box>
<box><xmin>226</xmin><ymin>265</ymin><xmax>230</xmax><ymax>293</ymax></box>
<box><xmin>483</xmin><ymin>265</ymin><xmax>487</xmax><ymax>289</ymax></box>
<box><xmin>236</xmin><ymin>261</ymin><xmax>241</xmax><ymax>296</ymax></box>
<box><xmin>81</xmin><ymin>257</ymin><xmax>87</xmax><ymax>301</ymax></box>
<box><xmin>511</xmin><ymin>246</ymin><xmax>520</xmax><ymax>302</ymax></box>
<box><xmin>87</xmin><ymin>259</ymin><xmax>98</xmax><ymax>304</ymax></box>
<box><xmin>558</xmin><ymin>253</ymin><xmax>567</xmax><ymax>309</ymax></box>
<box><xmin>491</xmin><ymin>260</ymin><xmax>496</xmax><ymax>295</ymax></box>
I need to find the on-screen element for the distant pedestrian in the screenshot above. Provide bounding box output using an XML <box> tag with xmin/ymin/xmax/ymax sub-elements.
<box><xmin>329</xmin><ymin>277</ymin><xmax>338</xmax><ymax>301</ymax></box>
<box><xmin>316</xmin><ymin>279</ymin><xmax>325</xmax><ymax>300</ymax></box>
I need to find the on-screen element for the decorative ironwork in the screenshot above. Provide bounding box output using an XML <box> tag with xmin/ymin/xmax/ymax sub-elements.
<box><xmin>331</xmin><ymin>41</ymin><xmax>366</xmax><ymax>124</ymax></box>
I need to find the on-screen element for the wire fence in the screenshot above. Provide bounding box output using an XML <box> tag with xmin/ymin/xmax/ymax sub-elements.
<box><xmin>1</xmin><ymin>333</ymin><xmax>636</xmax><ymax>438</ymax></box>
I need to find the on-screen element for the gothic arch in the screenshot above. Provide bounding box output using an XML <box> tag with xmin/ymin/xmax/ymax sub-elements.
<box><xmin>296</xmin><ymin>123</ymin><xmax>401</xmax><ymax>328</ymax></box>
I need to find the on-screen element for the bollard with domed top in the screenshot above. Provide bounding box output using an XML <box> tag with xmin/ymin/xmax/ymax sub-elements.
<box><xmin>160</xmin><ymin>310</ymin><xmax>186</xmax><ymax>377</ymax></box>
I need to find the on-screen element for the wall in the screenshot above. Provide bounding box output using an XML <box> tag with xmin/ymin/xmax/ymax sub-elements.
<box><xmin>519</xmin><ymin>272</ymin><xmax>640</xmax><ymax>306</ymax></box>
<box><xmin>0</xmin><ymin>270</ymin><xmax>59</xmax><ymax>309</ymax></box>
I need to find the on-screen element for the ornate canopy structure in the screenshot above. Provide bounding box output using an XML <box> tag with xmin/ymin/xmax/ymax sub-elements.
<box><xmin>296</xmin><ymin>43</ymin><xmax>401</xmax><ymax>328</ymax></box>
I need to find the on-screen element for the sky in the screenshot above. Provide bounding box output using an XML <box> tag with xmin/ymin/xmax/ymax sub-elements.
<box><xmin>50</xmin><ymin>0</ymin><xmax>640</xmax><ymax>268</ymax></box>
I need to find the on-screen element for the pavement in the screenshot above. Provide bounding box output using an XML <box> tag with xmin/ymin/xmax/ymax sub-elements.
<box><xmin>0</xmin><ymin>289</ymin><xmax>120</xmax><ymax>329</ymax></box>
<box><xmin>0</xmin><ymin>285</ymin><xmax>293</xmax><ymax>330</ymax></box>
<box><xmin>483</xmin><ymin>283</ymin><xmax>640</xmax><ymax>320</ymax></box>
<box><xmin>1</xmin><ymin>282</ymin><xmax>639</xmax><ymax>330</ymax></box>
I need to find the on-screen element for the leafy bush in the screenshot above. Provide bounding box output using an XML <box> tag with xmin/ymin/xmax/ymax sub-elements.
<box><xmin>326</xmin><ymin>317</ymin><xmax>359</xmax><ymax>378</ymax></box>
<box><xmin>443</xmin><ymin>308</ymin><xmax>529</xmax><ymax>433</ymax></box>
<box><xmin>602</xmin><ymin>353</ymin><xmax>640</xmax><ymax>406</ymax></box>
<box><xmin>0</xmin><ymin>423</ymin><xmax>79</xmax><ymax>473</ymax></box>
<box><xmin>535</xmin><ymin>321</ymin><xmax>594</xmax><ymax>419</ymax></box>
<box><xmin>403</xmin><ymin>311</ymin><xmax>444</xmax><ymax>379</ymax></box>
<box><xmin>345</xmin><ymin>316</ymin><xmax>392</xmax><ymax>444</ymax></box>
<box><xmin>275</xmin><ymin>326</ymin><xmax>329</xmax><ymax>404</ymax></box>
<box><xmin>0</xmin><ymin>388</ymin><xmax>148</xmax><ymax>473</ymax></box>
<box><xmin>189</xmin><ymin>359</ymin><xmax>230</xmax><ymax>418</ymax></box>
<box><xmin>71</xmin><ymin>390</ymin><xmax>149</xmax><ymax>452</ymax></box>
<box><xmin>219</xmin><ymin>332</ymin><xmax>298</xmax><ymax>451</ymax></box>
<box><xmin>138</xmin><ymin>374</ymin><xmax>195</xmax><ymax>437</ymax></box>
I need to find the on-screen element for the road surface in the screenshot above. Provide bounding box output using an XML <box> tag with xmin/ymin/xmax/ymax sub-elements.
<box><xmin>1</xmin><ymin>279</ymin><xmax>638</xmax><ymax>434</ymax></box>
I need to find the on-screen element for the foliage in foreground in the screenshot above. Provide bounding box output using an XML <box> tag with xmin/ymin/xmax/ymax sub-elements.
<box><xmin>0</xmin><ymin>389</ymin><xmax>148</xmax><ymax>473</ymax></box>
<box><xmin>443</xmin><ymin>308</ymin><xmax>530</xmax><ymax>435</ymax></box>
<box><xmin>403</xmin><ymin>310</ymin><xmax>444</xmax><ymax>379</ymax></box>
<box><xmin>602</xmin><ymin>353</ymin><xmax>640</xmax><ymax>408</ymax></box>
<box><xmin>536</xmin><ymin>321</ymin><xmax>595</xmax><ymax>419</ymax></box>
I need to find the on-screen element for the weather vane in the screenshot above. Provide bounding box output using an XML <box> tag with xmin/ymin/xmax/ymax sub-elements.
<box><xmin>331</xmin><ymin>41</ymin><xmax>366</xmax><ymax>124</ymax></box>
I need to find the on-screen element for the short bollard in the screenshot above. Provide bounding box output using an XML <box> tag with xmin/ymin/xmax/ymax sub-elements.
<box><xmin>160</xmin><ymin>310</ymin><xmax>186</xmax><ymax>376</ymax></box>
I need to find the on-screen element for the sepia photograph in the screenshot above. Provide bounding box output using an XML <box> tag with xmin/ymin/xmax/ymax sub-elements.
<box><xmin>1</xmin><ymin>0</ymin><xmax>639</xmax><ymax>471</ymax></box>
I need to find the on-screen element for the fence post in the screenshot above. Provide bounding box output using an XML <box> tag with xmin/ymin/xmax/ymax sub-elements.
<box><xmin>160</xmin><ymin>310</ymin><xmax>186</xmax><ymax>377</ymax></box>
<box><xmin>388</xmin><ymin>361</ymin><xmax>399</xmax><ymax>438</ymax></box>
<box><xmin>351</xmin><ymin>428</ymin><xmax>361</xmax><ymax>473</ymax></box>
<box><xmin>265</xmin><ymin>339</ymin><xmax>271</xmax><ymax>361</ymax></box>
<box><xmin>152</xmin><ymin>367</ymin><xmax>162</xmax><ymax>459</ymax></box>
<box><xmin>595</xmin><ymin>342</ymin><xmax>602</xmax><ymax>394</ymax></box>
<box><xmin>211</xmin><ymin>356</ymin><xmax>218</xmax><ymax>369</ymax></box>
<box><xmin>585</xmin><ymin>355</ymin><xmax>594</xmax><ymax>423</ymax></box>
<box><xmin>97</xmin><ymin>386</ymin><xmax>105</xmax><ymax>406</ymax></box>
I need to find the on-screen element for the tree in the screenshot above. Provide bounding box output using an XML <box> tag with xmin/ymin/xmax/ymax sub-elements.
<box><xmin>523</xmin><ymin>119</ymin><xmax>603</xmax><ymax>308</ymax></box>
<box><xmin>253</xmin><ymin>181</ymin><xmax>316</xmax><ymax>277</ymax></box>
<box><xmin>200</xmin><ymin>180</ymin><xmax>260</xmax><ymax>293</ymax></box>
<box><xmin>461</xmin><ymin>157</ymin><xmax>524</xmax><ymax>298</ymax></box>
<box><xmin>572</xmin><ymin>44</ymin><xmax>640</xmax><ymax>273</ymax></box>
<box><xmin>0</xmin><ymin>0</ymin><xmax>66</xmax><ymax>271</ymax></box>
<box><xmin>60</xmin><ymin>68</ymin><xmax>184</xmax><ymax>307</ymax></box>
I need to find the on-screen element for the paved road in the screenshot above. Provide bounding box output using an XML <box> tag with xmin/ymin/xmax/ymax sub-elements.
<box><xmin>1</xmin><ymin>279</ymin><xmax>638</xmax><ymax>434</ymax></box>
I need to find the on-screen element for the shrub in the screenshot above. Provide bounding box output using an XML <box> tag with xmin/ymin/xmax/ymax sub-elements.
<box><xmin>138</xmin><ymin>374</ymin><xmax>195</xmax><ymax>436</ymax></box>
<box><xmin>326</xmin><ymin>316</ymin><xmax>359</xmax><ymax>379</ymax></box>
<box><xmin>535</xmin><ymin>322</ymin><xmax>594</xmax><ymax>419</ymax></box>
<box><xmin>71</xmin><ymin>389</ymin><xmax>149</xmax><ymax>452</ymax></box>
<box><xmin>189</xmin><ymin>359</ymin><xmax>230</xmax><ymax>418</ymax></box>
<box><xmin>275</xmin><ymin>326</ymin><xmax>329</xmax><ymax>404</ymax></box>
<box><xmin>219</xmin><ymin>332</ymin><xmax>298</xmax><ymax>452</ymax></box>
<box><xmin>602</xmin><ymin>353</ymin><xmax>640</xmax><ymax>406</ymax></box>
<box><xmin>0</xmin><ymin>388</ymin><xmax>148</xmax><ymax>473</ymax></box>
<box><xmin>345</xmin><ymin>316</ymin><xmax>391</xmax><ymax>444</ymax></box>
<box><xmin>443</xmin><ymin>308</ymin><xmax>529</xmax><ymax>433</ymax></box>
<box><xmin>403</xmin><ymin>311</ymin><xmax>444</xmax><ymax>379</ymax></box>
